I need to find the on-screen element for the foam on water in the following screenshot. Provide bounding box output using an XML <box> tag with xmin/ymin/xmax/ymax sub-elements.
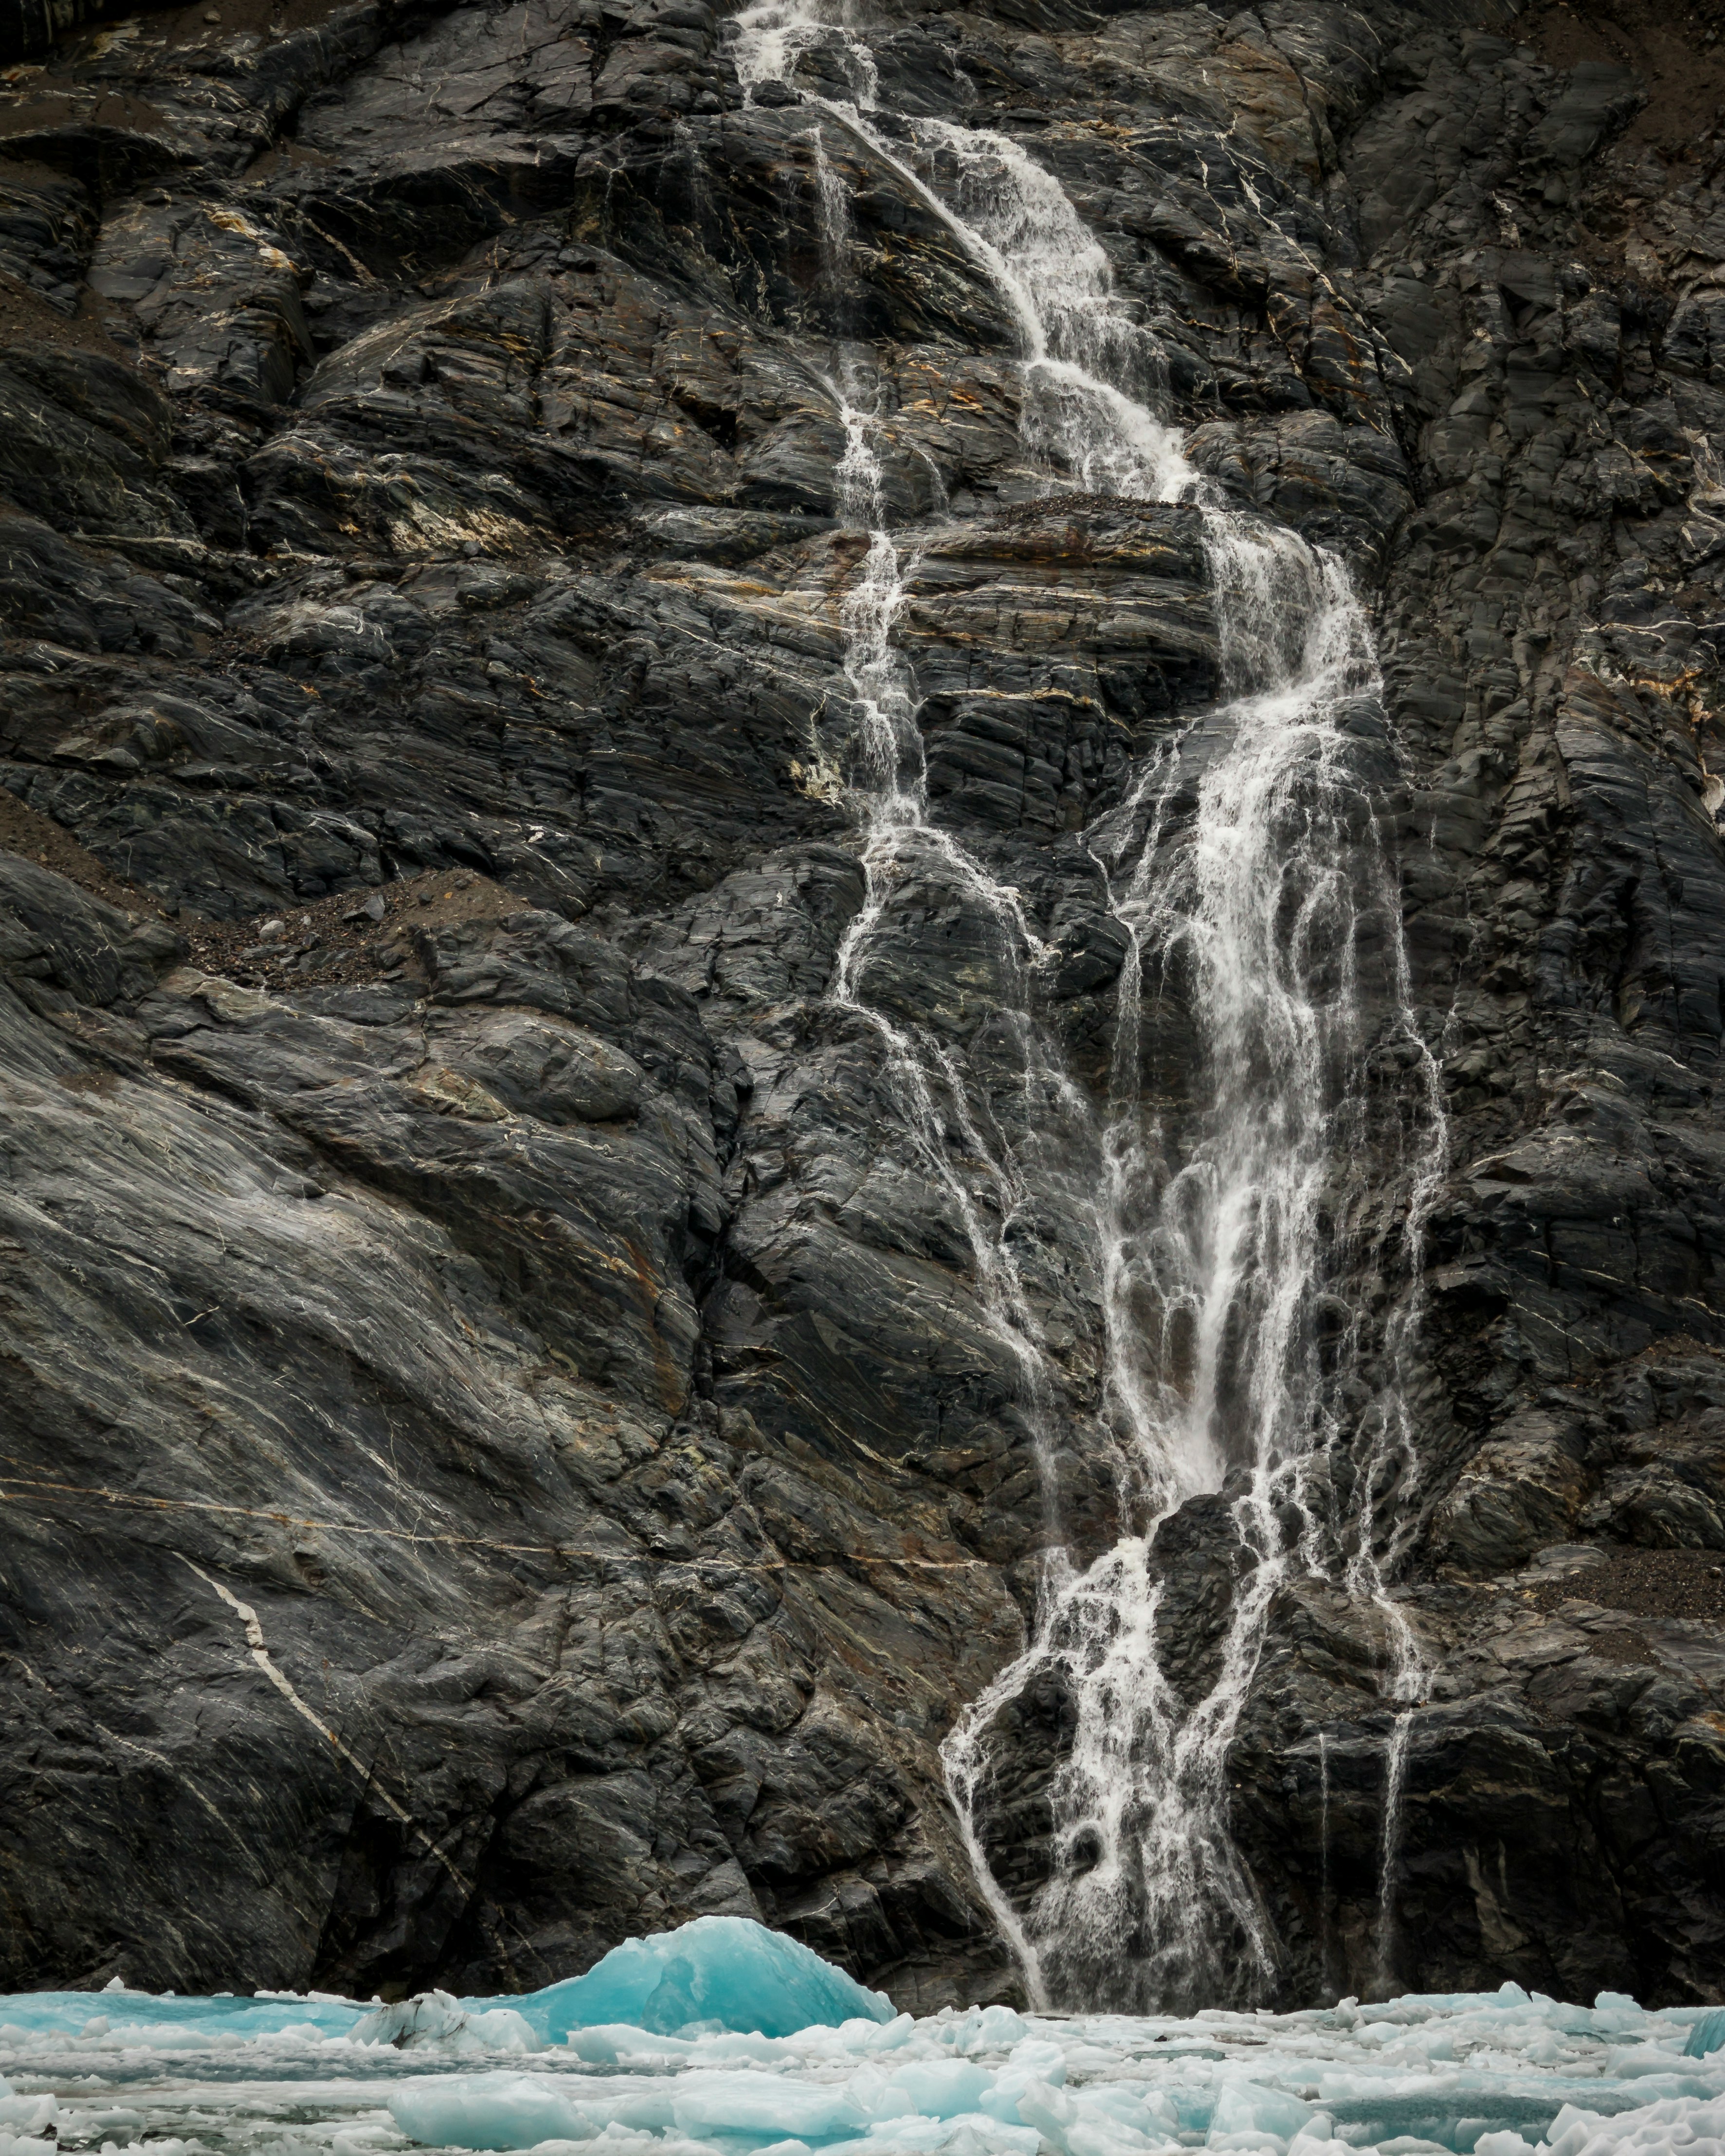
<box><xmin>3</xmin><ymin>1932</ymin><xmax>1724</xmax><ymax>2156</ymax></box>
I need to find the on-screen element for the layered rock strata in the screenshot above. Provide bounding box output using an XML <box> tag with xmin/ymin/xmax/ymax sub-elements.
<box><xmin>0</xmin><ymin>0</ymin><xmax>1723</xmax><ymax>2011</ymax></box>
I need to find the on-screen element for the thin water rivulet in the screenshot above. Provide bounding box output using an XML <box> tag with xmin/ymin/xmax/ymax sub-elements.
<box><xmin>726</xmin><ymin>0</ymin><xmax>1448</xmax><ymax>2012</ymax></box>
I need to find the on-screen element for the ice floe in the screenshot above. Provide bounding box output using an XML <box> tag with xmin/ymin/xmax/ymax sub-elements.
<box><xmin>4</xmin><ymin>1922</ymin><xmax>1725</xmax><ymax>2156</ymax></box>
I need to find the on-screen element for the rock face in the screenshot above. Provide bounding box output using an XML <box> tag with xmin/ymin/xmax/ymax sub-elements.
<box><xmin>1</xmin><ymin>0</ymin><xmax>1724</xmax><ymax>2015</ymax></box>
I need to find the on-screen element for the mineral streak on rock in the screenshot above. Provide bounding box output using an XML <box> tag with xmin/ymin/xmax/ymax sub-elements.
<box><xmin>0</xmin><ymin>0</ymin><xmax>1722</xmax><ymax>2022</ymax></box>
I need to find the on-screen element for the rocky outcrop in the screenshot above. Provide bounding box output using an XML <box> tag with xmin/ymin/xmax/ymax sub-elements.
<box><xmin>1</xmin><ymin>0</ymin><xmax>1724</xmax><ymax>2014</ymax></box>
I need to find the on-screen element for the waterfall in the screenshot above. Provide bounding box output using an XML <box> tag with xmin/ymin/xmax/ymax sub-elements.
<box><xmin>1375</xmin><ymin>1708</ymin><xmax>1416</xmax><ymax>1993</ymax></box>
<box><xmin>1039</xmin><ymin>518</ymin><xmax>1447</xmax><ymax>2010</ymax></box>
<box><xmin>725</xmin><ymin>0</ymin><xmax>1446</xmax><ymax>2011</ymax></box>
<box><xmin>1319</xmin><ymin>1732</ymin><xmax>1334</xmax><ymax>2002</ymax></box>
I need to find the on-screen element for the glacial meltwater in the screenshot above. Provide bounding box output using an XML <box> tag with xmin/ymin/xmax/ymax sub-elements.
<box><xmin>2</xmin><ymin>1920</ymin><xmax>1724</xmax><ymax>2156</ymax></box>
<box><xmin>722</xmin><ymin>0</ymin><xmax>1446</xmax><ymax>2019</ymax></box>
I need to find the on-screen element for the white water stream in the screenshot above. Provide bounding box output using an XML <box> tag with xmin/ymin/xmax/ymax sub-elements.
<box><xmin>724</xmin><ymin>0</ymin><xmax>1446</xmax><ymax>2012</ymax></box>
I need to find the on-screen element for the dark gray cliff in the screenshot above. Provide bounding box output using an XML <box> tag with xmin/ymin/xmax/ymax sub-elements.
<box><xmin>0</xmin><ymin>0</ymin><xmax>1723</xmax><ymax>2014</ymax></box>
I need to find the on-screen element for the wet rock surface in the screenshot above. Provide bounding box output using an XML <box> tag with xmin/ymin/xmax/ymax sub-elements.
<box><xmin>0</xmin><ymin>0</ymin><xmax>1724</xmax><ymax>2017</ymax></box>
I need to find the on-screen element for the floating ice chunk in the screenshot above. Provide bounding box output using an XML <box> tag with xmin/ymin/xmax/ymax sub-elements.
<box><xmin>0</xmin><ymin>2079</ymin><xmax>60</xmax><ymax>2156</ymax></box>
<box><xmin>0</xmin><ymin>1991</ymin><xmax>365</xmax><ymax>2046</ymax></box>
<box><xmin>352</xmin><ymin>1992</ymin><xmax>540</xmax><ymax>2054</ymax></box>
<box><xmin>1207</xmin><ymin>2081</ymin><xmax>1317</xmax><ymax>2145</ymax></box>
<box><xmin>861</xmin><ymin>2127</ymin><xmax>969</xmax><ymax>2156</ymax></box>
<box><xmin>868</xmin><ymin>2062</ymin><xmax>994</xmax><ymax>2120</ymax></box>
<box><xmin>783</xmin><ymin>2016</ymin><xmax>917</xmax><ymax>2068</ymax></box>
<box><xmin>933</xmin><ymin>2007</ymin><xmax>1029</xmax><ymax>2057</ymax></box>
<box><xmin>853</xmin><ymin>2013</ymin><xmax>918</xmax><ymax>2055</ymax></box>
<box><xmin>1004</xmin><ymin>2039</ymin><xmax>1068</xmax><ymax>2087</ymax></box>
<box><xmin>1074</xmin><ymin>2084</ymin><xmax>1178</xmax><ymax>2139</ymax></box>
<box><xmin>1287</xmin><ymin>2116</ymin><xmax>1349</xmax><ymax>2156</ymax></box>
<box><xmin>391</xmin><ymin>2064</ymin><xmax>889</xmax><ymax>2152</ymax></box>
<box><xmin>972</xmin><ymin>2007</ymin><xmax>1029</xmax><ymax>2048</ymax></box>
<box><xmin>978</xmin><ymin>2040</ymin><xmax>1070</xmax><ymax>2131</ymax></box>
<box><xmin>483</xmin><ymin>1919</ymin><xmax>892</xmax><ymax>2043</ymax></box>
<box><xmin>669</xmin><ymin>2071</ymin><xmax>869</xmax><ymax>2142</ymax></box>
<box><xmin>1601</xmin><ymin>2040</ymin><xmax>1697</xmax><ymax>2077</ymax></box>
<box><xmin>563</xmin><ymin>2025</ymin><xmax>700</xmax><ymax>2069</ymax></box>
<box><xmin>1541</xmin><ymin>2093</ymin><xmax>1725</xmax><ymax>2154</ymax></box>
<box><xmin>999</xmin><ymin>2074</ymin><xmax>1172</xmax><ymax>2156</ymax></box>
<box><xmin>0</xmin><ymin>2085</ymin><xmax>58</xmax><ymax>2137</ymax></box>
<box><xmin>1471</xmin><ymin>2136</ymin><xmax>1534</xmax><ymax>2156</ymax></box>
<box><xmin>835</xmin><ymin>2126</ymin><xmax>1037</xmax><ymax>2156</ymax></box>
<box><xmin>387</xmin><ymin>2071</ymin><xmax>595</xmax><ymax>2149</ymax></box>
<box><xmin>966</xmin><ymin>2127</ymin><xmax>1040</xmax><ymax>2156</ymax></box>
<box><xmin>1687</xmin><ymin>2010</ymin><xmax>1725</xmax><ymax>2060</ymax></box>
<box><xmin>688</xmin><ymin>2033</ymin><xmax>785</xmax><ymax>2065</ymax></box>
<box><xmin>999</xmin><ymin>2075</ymin><xmax>1076</xmax><ymax>2151</ymax></box>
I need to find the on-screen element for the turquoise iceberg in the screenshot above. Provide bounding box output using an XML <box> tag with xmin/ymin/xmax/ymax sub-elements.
<box><xmin>490</xmin><ymin>1914</ymin><xmax>894</xmax><ymax>2041</ymax></box>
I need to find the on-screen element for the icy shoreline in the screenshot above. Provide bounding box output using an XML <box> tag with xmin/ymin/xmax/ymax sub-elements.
<box><xmin>4</xmin><ymin>1939</ymin><xmax>1725</xmax><ymax>2156</ymax></box>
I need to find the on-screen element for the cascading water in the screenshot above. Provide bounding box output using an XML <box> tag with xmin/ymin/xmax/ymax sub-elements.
<box><xmin>1031</xmin><ymin>513</ymin><xmax>1446</xmax><ymax>2009</ymax></box>
<box><xmin>725</xmin><ymin>0</ymin><xmax>1446</xmax><ymax>2011</ymax></box>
